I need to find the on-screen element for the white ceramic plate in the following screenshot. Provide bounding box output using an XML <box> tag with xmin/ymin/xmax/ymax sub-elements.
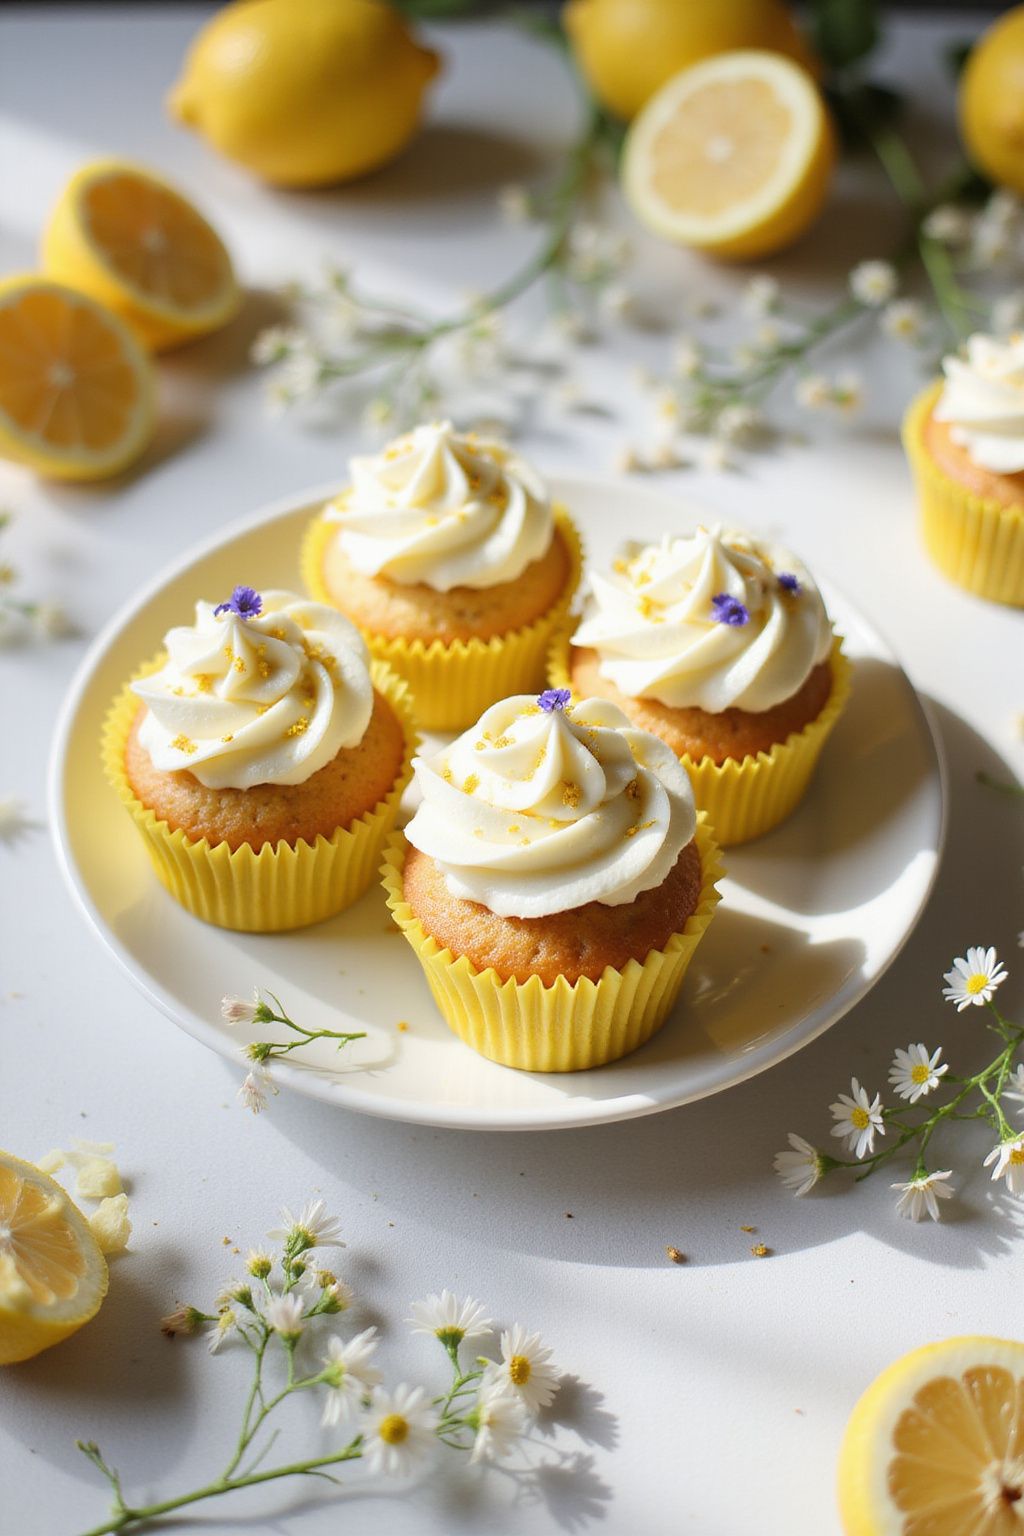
<box><xmin>49</xmin><ymin>477</ymin><xmax>945</xmax><ymax>1131</ymax></box>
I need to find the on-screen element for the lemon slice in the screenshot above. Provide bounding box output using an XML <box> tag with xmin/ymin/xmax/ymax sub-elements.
<box><xmin>0</xmin><ymin>275</ymin><xmax>155</xmax><ymax>481</ymax></box>
<box><xmin>622</xmin><ymin>49</ymin><xmax>834</xmax><ymax>260</ymax></box>
<box><xmin>0</xmin><ymin>1150</ymin><xmax>108</xmax><ymax>1365</ymax></box>
<box><xmin>42</xmin><ymin>160</ymin><xmax>241</xmax><ymax>351</ymax></box>
<box><xmin>839</xmin><ymin>1336</ymin><xmax>1024</xmax><ymax>1535</ymax></box>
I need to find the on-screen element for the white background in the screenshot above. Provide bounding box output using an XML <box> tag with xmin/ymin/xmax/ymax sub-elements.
<box><xmin>1</xmin><ymin>7</ymin><xmax>1023</xmax><ymax>1535</ymax></box>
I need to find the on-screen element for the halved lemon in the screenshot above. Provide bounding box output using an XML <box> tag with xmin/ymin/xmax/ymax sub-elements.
<box><xmin>622</xmin><ymin>49</ymin><xmax>835</xmax><ymax>260</ymax></box>
<box><xmin>42</xmin><ymin>159</ymin><xmax>241</xmax><ymax>352</ymax></box>
<box><xmin>0</xmin><ymin>1150</ymin><xmax>108</xmax><ymax>1365</ymax></box>
<box><xmin>839</xmin><ymin>1336</ymin><xmax>1024</xmax><ymax>1535</ymax></box>
<box><xmin>0</xmin><ymin>275</ymin><xmax>155</xmax><ymax>481</ymax></box>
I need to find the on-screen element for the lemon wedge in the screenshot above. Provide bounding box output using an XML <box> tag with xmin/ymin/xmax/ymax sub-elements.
<box><xmin>622</xmin><ymin>49</ymin><xmax>834</xmax><ymax>260</ymax></box>
<box><xmin>0</xmin><ymin>1150</ymin><xmax>109</xmax><ymax>1365</ymax></box>
<box><xmin>42</xmin><ymin>160</ymin><xmax>240</xmax><ymax>352</ymax></box>
<box><xmin>0</xmin><ymin>275</ymin><xmax>155</xmax><ymax>481</ymax></box>
<box><xmin>839</xmin><ymin>1336</ymin><xmax>1024</xmax><ymax>1535</ymax></box>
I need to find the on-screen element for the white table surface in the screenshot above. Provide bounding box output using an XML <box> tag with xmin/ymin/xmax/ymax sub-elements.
<box><xmin>1</xmin><ymin>8</ymin><xmax>1023</xmax><ymax>1535</ymax></box>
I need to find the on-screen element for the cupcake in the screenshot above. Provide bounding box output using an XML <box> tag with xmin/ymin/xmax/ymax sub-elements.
<box><xmin>903</xmin><ymin>332</ymin><xmax>1024</xmax><ymax>605</ymax></box>
<box><xmin>551</xmin><ymin>526</ymin><xmax>850</xmax><ymax>845</ymax></box>
<box><xmin>103</xmin><ymin>584</ymin><xmax>416</xmax><ymax>931</ymax></box>
<box><xmin>302</xmin><ymin>420</ymin><xmax>582</xmax><ymax>730</ymax></box>
<box><xmin>381</xmin><ymin>689</ymin><xmax>721</xmax><ymax>1071</ymax></box>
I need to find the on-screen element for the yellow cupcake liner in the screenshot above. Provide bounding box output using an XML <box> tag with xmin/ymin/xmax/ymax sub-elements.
<box><xmin>380</xmin><ymin>815</ymin><xmax>723</xmax><ymax>1073</ymax></box>
<box><xmin>301</xmin><ymin>506</ymin><xmax>583</xmax><ymax>732</ymax></box>
<box><xmin>548</xmin><ymin>630</ymin><xmax>851</xmax><ymax>847</ymax></box>
<box><xmin>903</xmin><ymin>380</ymin><xmax>1024</xmax><ymax>607</ymax></box>
<box><xmin>102</xmin><ymin>658</ymin><xmax>418</xmax><ymax>933</ymax></box>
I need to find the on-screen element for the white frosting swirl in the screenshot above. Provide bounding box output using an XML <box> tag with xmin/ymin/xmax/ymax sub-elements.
<box><xmin>403</xmin><ymin>694</ymin><xmax>697</xmax><ymax>919</ymax></box>
<box><xmin>572</xmin><ymin>527</ymin><xmax>831</xmax><ymax>713</ymax></box>
<box><xmin>132</xmin><ymin>591</ymin><xmax>374</xmax><ymax>790</ymax></box>
<box><xmin>325</xmin><ymin>420</ymin><xmax>554</xmax><ymax>590</ymax></box>
<box><xmin>933</xmin><ymin>332</ymin><xmax>1024</xmax><ymax>473</ymax></box>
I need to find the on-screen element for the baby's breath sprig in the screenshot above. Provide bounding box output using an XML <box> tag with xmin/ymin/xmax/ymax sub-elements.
<box><xmin>74</xmin><ymin>1204</ymin><xmax>567</xmax><ymax>1536</ymax></box>
<box><xmin>220</xmin><ymin>989</ymin><xmax>366</xmax><ymax>1114</ymax></box>
<box><xmin>775</xmin><ymin>947</ymin><xmax>1023</xmax><ymax>1221</ymax></box>
<box><xmin>0</xmin><ymin>510</ymin><xmax>69</xmax><ymax>644</ymax></box>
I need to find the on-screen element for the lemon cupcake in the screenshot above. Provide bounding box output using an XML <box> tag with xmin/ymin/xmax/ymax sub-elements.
<box><xmin>381</xmin><ymin>689</ymin><xmax>721</xmax><ymax>1071</ymax></box>
<box><xmin>551</xmin><ymin>526</ymin><xmax>850</xmax><ymax>845</ymax></box>
<box><xmin>103</xmin><ymin>584</ymin><xmax>415</xmax><ymax>931</ymax></box>
<box><xmin>903</xmin><ymin>332</ymin><xmax>1024</xmax><ymax>605</ymax></box>
<box><xmin>302</xmin><ymin>420</ymin><xmax>582</xmax><ymax>730</ymax></box>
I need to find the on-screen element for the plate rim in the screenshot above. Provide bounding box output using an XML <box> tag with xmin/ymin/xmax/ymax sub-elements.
<box><xmin>48</xmin><ymin>476</ymin><xmax>948</xmax><ymax>1132</ymax></box>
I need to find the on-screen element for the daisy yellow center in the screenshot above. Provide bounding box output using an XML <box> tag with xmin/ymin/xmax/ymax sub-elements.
<box><xmin>850</xmin><ymin>1107</ymin><xmax>871</xmax><ymax>1130</ymax></box>
<box><xmin>378</xmin><ymin>1413</ymin><xmax>409</xmax><ymax>1445</ymax></box>
<box><xmin>911</xmin><ymin>1064</ymin><xmax>931</xmax><ymax>1084</ymax></box>
<box><xmin>966</xmin><ymin>973</ymin><xmax>989</xmax><ymax>995</ymax></box>
<box><xmin>1009</xmin><ymin>1148</ymin><xmax>1024</xmax><ymax>1167</ymax></box>
<box><xmin>509</xmin><ymin>1354</ymin><xmax>532</xmax><ymax>1386</ymax></box>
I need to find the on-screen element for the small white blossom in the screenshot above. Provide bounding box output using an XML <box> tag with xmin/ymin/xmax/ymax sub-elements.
<box><xmin>320</xmin><ymin>1327</ymin><xmax>381</xmax><ymax>1424</ymax></box>
<box><xmin>892</xmin><ymin>1170</ymin><xmax>954</xmax><ymax>1222</ymax></box>
<box><xmin>971</xmin><ymin>219</ymin><xmax>1016</xmax><ymax>268</ymax></box>
<box><xmin>795</xmin><ymin>373</ymin><xmax>831</xmax><ymax>411</ymax></box>
<box><xmin>671</xmin><ymin>337</ymin><xmax>703</xmax><ymax>378</ymax></box>
<box><xmin>650</xmin><ymin>440</ymin><xmax>684</xmax><ymax>470</ymax></box>
<box><xmin>362</xmin><ymin>396</ymin><xmax>395</xmax><ymax>430</ymax></box>
<box><xmin>732</xmin><ymin>343</ymin><xmax>758</xmax><ymax>369</ymax></box>
<box><xmin>716</xmin><ymin>403</ymin><xmax>762</xmax><ymax>444</ymax></box>
<box><xmin>408</xmin><ymin>1290</ymin><xmax>493</xmax><ymax>1346</ymax></box>
<box><xmin>653</xmin><ymin>388</ymin><xmax>681</xmax><ymax>423</ymax></box>
<box><xmin>0</xmin><ymin>797</ymin><xmax>29</xmax><ymax>843</ymax></box>
<box><xmin>498</xmin><ymin>184</ymin><xmax>532</xmax><ymax>224</ymax></box>
<box><xmin>363</xmin><ymin>1384</ymin><xmax>437</xmax><ymax>1477</ymax></box>
<box><xmin>850</xmin><ymin>260</ymin><xmax>898</xmax><ymax>307</ymax></box>
<box><xmin>1002</xmin><ymin>1064</ymin><xmax>1024</xmax><ymax>1112</ymax></box>
<box><xmin>250</xmin><ymin>325</ymin><xmax>306</xmax><ymax>366</ymax></box>
<box><xmin>985</xmin><ymin>189</ymin><xmax>1023</xmax><ymax>228</ymax></box>
<box><xmin>278</xmin><ymin>349</ymin><xmax>322</xmax><ymax>402</ymax></box>
<box><xmin>942</xmin><ymin>947</ymin><xmax>1008</xmax><ymax>1011</ymax></box>
<box><xmin>992</xmin><ymin>292</ymin><xmax>1024</xmax><ymax>334</ymax></box>
<box><xmin>922</xmin><ymin>205</ymin><xmax>973</xmax><ymax>245</ymax></box>
<box><xmin>699</xmin><ymin>440</ymin><xmax>731</xmax><ymax>473</ymax></box>
<box><xmin>34</xmin><ymin>603</ymin><xmax>70</xmax><ymax>639</ymax></box>
<box><xmin>888</xmin><ymin>1044</ymin><xmax>948</xmax><ymax>1104</ymax></box>
<box><xmin>263</xmin><ymin>1292</ymin><xmax>305</xmax><ymax>1339</ymax></box>
<box><xmin>773</xmin><ymin>1133</ymin><xmax>825</xmax><ymax>1196</ymax></box>
<box><xmin>552</xmin><ymin>309</ymin><xmax>590</xmax><ymax>344</ymax></box>
<box><xmin>985</xmin><ymin>1137</ymin><xmax>1024</xmax><ymax>1195</ymax></box>
<box><xmin>268</xmin><ymin>1199</ymin><xmax>344</xmax><ymax>1251</ymax></box>
<box><xmin>832</xmin><ymin>371</ymin><xmax>863</xmax><ymax>414</ymax></box>
<box><xmin>222</xmin><ymin>990</ymin><xmax>260</xmax><ymax>1026</ymax></box>
<box><xmin>742</xmin><ymin>274</ymin><xmax>779</xmax><ymax>316</ymax></box>
<box><xmin>880</xmin><ymin>299</ymin><xmax>926</xmax><ymax>344</ymax></box>
<box><xmin>613</xmin><ymin>444</ymin><xmax>643</xmax><ymax>474</ymax></box>
<box><xmin>754</xmin><ymin>320</ymin><xmax>782</xmax><ymax>351</ymax></box>
<box><xmin>470</xmin><ymin>1381</ymin><xmax>527</xmax><ymax>1464</ymax></box>
<box><xmin>830</xmin><ymin>1078</ymin><xmax>885</xmax><ymax>1159</ymax></box>
<box><xmin>599</xmin><ymin>282</ymin><xmax>633</xmax><ymax>320</ymax></box>
<box><xmin>207</xmin><ymin>1308</ymin><xmax>237</xmax><ymax>1354</ymax></box>
<box><xmin>238</xmin><ymin>1065</ymin><xmax>276</xmax><ymax>1115</ymax></box>
<box><xmin>485</xmin><ymin>1324</ymin><xmax>559</xmax><ymax>1416</ymax></box>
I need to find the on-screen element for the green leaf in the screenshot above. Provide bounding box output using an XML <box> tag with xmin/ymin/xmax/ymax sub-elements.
<box><xmin>808</xmin><ymin>0</ymin><xmax>880</xmax><ymax>71</ymax></box>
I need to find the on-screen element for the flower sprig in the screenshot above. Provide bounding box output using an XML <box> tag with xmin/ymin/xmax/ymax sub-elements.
<box><xmin>0</xmin><ymin>510</ymin><xmax>69</xmax><ymax>644</ymax></box>
<box><xmin>75</xmin><ymin>1201</ymin><xmax>566</xmax><ymax>1535</ymax></box>
<box><xmin>221</xmin><ymin>989</ymin><xmax>366</xmax><ymax>1113</ymax></box>
<box><xmin>775</xmin><ymin>946</ymin><xmax>1022</xmax><ymax>1220</ymax></box>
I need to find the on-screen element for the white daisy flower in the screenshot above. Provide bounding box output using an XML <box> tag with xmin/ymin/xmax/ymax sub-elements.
<box><xmin>672</xmin><ymin>336</ymin><xmax>703</xmax><ymax>377</ymax></box>
<box><xmin>470</xmin><ymin>1381</ymin><xmax>527</xmax><ymax>1464</ymax></box>
<box><xmin>320</xmin><ymin>1327</ymin><xmax>381</xmax><ymax>1425</ymax></box>
<box><xmin>362</xmin><ymin>1383</ymin><xmax>437</xmax><ymax>1477</ymax></box>
<box><xmin>221</xmin><ymin>990</ymin><xmax>260</xmax><ymax>1025</ymax></box>
<box><xmin>485</xmin><ymin>1324</ymin><xmax>560</xmax><ymax>1416</ymax></box>
<box><xmin>830</xmin><ymin>1078</ymin><xmax>885</xmax><ymax>1159</ymax></box>
<box><xmin>795</xmin><ymin>373</ymin><xmax>831</xmax><ymax>411</ymax></box>
<box><xmin>888</xmin><ymin>1044</ymin><xmax>949</xmax><ymax>1104</ymax></box>
<box><xmin>716</xmin><ymin>403</ymin><xmax>762</xmax><ymax>444</ymax></box>
<box><xmin>993</xmin><ymin>292</ymin><xmax>1024</xmax><ymax>334</ymax></box>
<box><xmin>832</xmin><ymin>371</ymin><xmax>863</xmax><ymax>414</ymax></box>
<box><xmin>892</xmin><ymin>1170</ymin><xmax>954</xmax><ymax>1222</ymax></box>
<box><xmin>850</xmin><ymin>259</ymin><xmax>898</xmax><ymax>307</ymax></box>
<box><xmin>307</xmin><ymin>1270</ymin><xmax>355</xmax><ymax>1313</ymax></box>
<box><xmin>755</xmin><ymin>320</ymin><xmax>782</xmax><ymax>351</ymax></box>
<box><xmin>206</xmin><ymin>1308</ymin><xmax>237</xmax><ymax>1354</ymax></box>
<box><xmin>599</xmin><ymin>282</ymin><xmax>633</xmax><ymax>320</ymax></box>
<box><xmin>408</xmin><ymin>1290</ymin><xmax>493</xmax><ymax>1348</ymax></box>
<box><xmin>362</xmin><ymin>396</ymin><xmax>395</xmax><ymax>430</ymax></box>
<box><xmin>498</xmin><ymin>184</ymin><xmax>531</xmax><ymax>225</ymax></box>
<box><xmin>942</xmin><ymin>946</ymin><xmax>1008</xmax><ymax>1011</ymax></box>
<box><xmin>278</xmin><ymin>349</ymin><xmax>322</xmax><ymax>401</ymax></box>
<box><xmin>1003</xmin><ymin>1063</ymin><xmax>1024</xmax><ymax>1112</ymax></box>
<box><xmin>246</xmin><ymin>1248</ymin><xmax>273</xmax><ymax>1279</ymax></box>
<box><xmin>985</xmin><ymin>1137</ymin><xmax>1024</xmax><ymax>1195</ymax></box>
<box><xmin>263</xmin><ymin>1292</ymin><xmax>305</xmax><ymax>1339</ymax></box>
<box><xmin>613</xmin><ymin>444</ymin><xmax>643</xmax><ymax>474</ymax></box>
<box><xmin>773</xmin><ymin>1133</ymin><xmax>825</xmax><ymax>1196</ymax></box>
<box><xmin>880</xmin><ymin>299</ymin><xmax>926</xmax><ymax>343</ymax></box>
<box><xmin>250</xmin><ymin>325</ymin><xmax>306</xmax><ymax>366</ymax></box>
<box><xmin>238</xmin><ymin>1065</ymin><xmax>276</xmax><ymax>1115</ymax></box>
<box><xmin>268</xmin><ymin>1199</ymin><xmax>344</xmax><ymax>1251</ymax></box>
<box><xmin>742</xmin><ymin>274</ymin><xmax>779</xmax><ymax>316</ymax></box>
<box><xmin>922</xmin><ymin>205</ymin><xmax>973</xmax><ymax>245</ymax></box>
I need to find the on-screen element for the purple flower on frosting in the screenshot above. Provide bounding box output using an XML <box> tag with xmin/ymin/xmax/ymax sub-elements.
<box><xmin>215</xmin><ymin>585</ymin><xmax>263</xmax><ymax>620</ymax></box>
<box><xmin>710</xmin><ymin>592</ymin><xmax>750</xmax><ymax>627</ymax></box>
<box><xmin>777</xmin><ymin>572</ymin><xmax>801</xmax><ymax>596</ymax></box>
<box><xmin>537</xmin><ymin>688</ymin><xmax>572</xmax><ymax>713</ymax></box>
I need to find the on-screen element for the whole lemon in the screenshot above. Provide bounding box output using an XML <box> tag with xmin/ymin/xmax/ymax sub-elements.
<box><xmin>168</xmin><ymin>0</ymin><xmax>441</xmax><ymax>188</ymax></box>
<box><xmin>563</xmin><ymin>0</ymin><xmax>818</xmax><ymax>121</ymax></box>
<box><xmin>959</xmin><ymin>5</ymin><xmax>1024</xmax><ymax>195</ymax></box>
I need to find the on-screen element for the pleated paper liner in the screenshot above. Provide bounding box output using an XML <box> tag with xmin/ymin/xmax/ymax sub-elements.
<box><xmin>102</xmin><ymin>658</ymin><xmax>418</xmax><ymax>933</ymax></box>
<box><xmin>301</xmin><ymin>506</ymin><xmax>583</xmax><ymax>731</ymax></box>
<box><xmin>903</xmin><ymin>380</ymin><xmax>1024</xmax><ymax>607</ymax></box>
<box><xmin>548</xmin><ymin>630</ymin><xmax>851</xmax><ymax>847</ymax></box>
<box><xmin>380</xmin><ymin>815</ymin><xmax>723</xmax><ymax>1073</ymax></box>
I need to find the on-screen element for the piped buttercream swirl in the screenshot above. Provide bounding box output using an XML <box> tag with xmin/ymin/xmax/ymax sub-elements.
<box><xmin>933</xmin><ymin>331</ymin><xmax>1024</xmax><ymax>473</ymax></box>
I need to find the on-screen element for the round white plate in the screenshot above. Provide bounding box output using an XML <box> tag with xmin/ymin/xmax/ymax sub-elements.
<box><xmin>49</xmin><ymin>476</ymin><xmax>945</xmax><ymax>1131</ymax></box>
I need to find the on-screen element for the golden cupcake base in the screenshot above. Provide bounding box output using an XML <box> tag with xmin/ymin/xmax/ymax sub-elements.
<box><xmin>102</xmin><ymin>660</ymin><xmax>417</xmax><ymax>932</ymax></box>
<box><xmin>302</xmin><ymin>506</ymin><xmax>583</xmax><ymax>732</ymax></box>
<box><xmin>380</xmin><ymin>815</ymin><xmax>722</xmax><ymax>1073</ymax></box>
<box><xmin>904</xmin><ymin>381</ymin><xmax>1024</xmax><ymax>607</ymax></box>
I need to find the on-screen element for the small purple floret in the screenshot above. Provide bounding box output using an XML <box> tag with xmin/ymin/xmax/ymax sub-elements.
<box><xmin>777</xmin><ymin>572</ymin><xmax>801</xmax><ymax>596</ymax></box>
<box><xmin>215</xmin><ymin>585</ymin><xmax>263</xmax><ymax>620</ymax></box>
<box><xmin>538</xmin><ymin>688</ymin><xmax>572</xmax><ymax>713</ymax></box>
<box><xmin>710</xmin><ymin>592</ymin><xmax>750</xmax><ymax>627</ymax></box>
